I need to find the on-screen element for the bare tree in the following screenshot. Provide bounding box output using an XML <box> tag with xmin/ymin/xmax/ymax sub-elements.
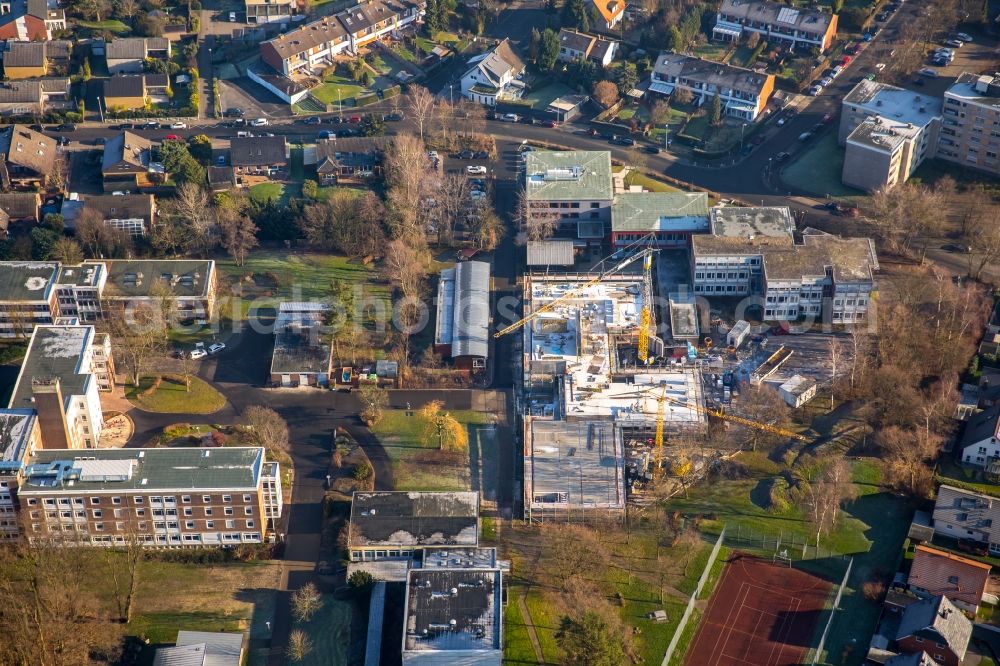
<box><xmin>803</xmin><ymin>461</ymin><xmax>856</xmax><ymax>548</ymax></box>
<box><xmin>217</xmin><ymin>209</ymin><xmax>259</xmax><ymax>267</ymax></box>
<box><xmin>243</xmin><ymin>405</ymin><xmax>290</xmax><ymax>456</ymax></box>
<box><xmin>358</xmin><ymin>383</ymin><xmax>389</xmax><ymax>426</ymax></box>
<box><xmin>518</xmin><ymin>187</ymin><xmax>558</xmax><ymax>241</ymax></box>
<box><xmin>47</xmin><ymin>237</ymin><xmax>83</xmax><ymax>264</ymax></box>
<box><xmin>291</xmin><ymin>583</ymin><xmax>323</xmax><ymax>622</ymax></box>
<box><xmin>470</xmin><ymin>207</ymin><xmax>505</xmax><ymax>251</ymax></box>
<box><xmin>878</xmin><ymin>425</ymin><xmax>941</xmax><ymax>497</ymax></box>
<box><xmin>732</xmin><ymin>384</ymin><xmax>791</xmax><ymax>452</ymax></box>
<box><xmin>869</xmin><ymin>183</ymin><xmax>944</xmax><ymax>257</ymax></box>
<box><xmin>437</xmin><ymin>174</ymin><xmax>471</xmax><ymax>245</ymax></box>
<box><xmin>384</xmin><ymin>238</ymin><xmax>429</xmax><ymax>299</ymax></box>
<box><xmin>162</xmin><ymin>182</ymin><xmax>215</xmax><ymax>256</ymax></box>
<box><xmin>104</xmin><ymin>300</ymin><xmax>167</xmax><ymax>386</ymax></box>
<box><xmin>383</xmin><ymin>133</ymin><xmax>435</xmax><ymax>241</ymax></box>
<box><xmin>103</xmin><ymin>528</ymin><xmax>144</xmax><ymax>623</ymax></box>
<box><xmin>405</xmin><ymin>85</ymin><xmax>436</xmax><ymax>143</ymax></box>
<box><xmin>960</xmin><ymin>189</ymin><xmax>1000</xmax><ymax>280</ymax></box>
<box><xmin>76</xmin><ymin>207</ymin><xmax>133</xmax><ymax>259</ymax></box>
<box><xmin>287</xmin><ymin>630</ymin><xmax>313</xmax><ymax>663</ymax></box>
<box><xmin>592</xmin><ymin>80</ymin><xmax>619</xmax><ymax>107</ymax></box>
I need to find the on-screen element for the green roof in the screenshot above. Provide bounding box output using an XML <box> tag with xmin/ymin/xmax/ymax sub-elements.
<box><xmin>9</xmin><ymin>325</ymin><xmax>93</xmax><ymax>410</ymax></box>
<box><xmin>20</xmin><ymin>447</ymin><xmax>265</xmax><ymax>492</ymax></box>
<box><xmin>524</xmin><ymin>151</ymin><xmax>613</xmax><ymax>202</ymax></box>
<box><xmin>611</xmin><ymin>192</ymin><xmax>710</xmax><ymax>233</ymax></box>
<box><xmin>0</xmin><ymin>261</ymin><xmax>58</xmax><ymax>302</ymax></box>
<box><xmin>103</xmin><ymin>259</ymin><xmax>214</xmax><ymax>299</ymax></box>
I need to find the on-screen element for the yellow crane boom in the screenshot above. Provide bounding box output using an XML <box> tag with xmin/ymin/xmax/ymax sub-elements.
<box><xmin>494</xmin><ymin>247</ymin><xmax>656</xmax><ymax>339</ymax></box>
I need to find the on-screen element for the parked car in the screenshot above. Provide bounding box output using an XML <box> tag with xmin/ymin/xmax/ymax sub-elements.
<box><xmin>643</xmin><ymin>145</ymin><xmax>660</xmax><ymax>154</ymax></box>
<box><xmin>348</xmin><ymin>115</ymin><xmax>362</xmax><ymax>123</ymax></box>
<box><xmin>501</xmin><ymin>113</ymin><xmax>519</xmax><ymax>122</ymax></box>
<box><xmin>165</xmin><ymin>133</ymin><xmax>182</xmax><ymax>140</ymax></box>
<box><xmin>774</xmin><ymin>151</ymin><xmax>790</xmax><ymax>163</ymax></box>
<box><xmin>190</xmin><ymin>349</ymin><xmax>207</xmax><ymax>359</ymax></box>
<box><xmin>808</xmin><ymin>84</ymin><xmax>822</xmax><ymax>96</ymax></box>
<box><xmin>250</xmin><ymin>118</ymin><xmax>268</xmax><ymax>126</ymax></box>
<box><xmin>170</xmin><ymin>121</ymin><xmax>187</xmax><ymax>129</ymax></box>
<box><xmin>383</xmin><ymin>112</ymin><xmax>404</xmax><ymax>121</ymax></box>
<box><xmin>819</xmin><ymin>76</ymin><xmax>834</xmax><ymax>87</ymax></box>
<box><xmin>540</xmin><ymin>120</ymin><xmax>558</xmax><ymax>128</ymax></box>
<box><xmin>208</xmin><ymin>343</ymin><xmax>226</xmax><ymax>354</ymax></box>
<box><xmin>229</xmin><ymin>10</ymin><xmax>237</xmax><ymax>21</ymax></box>
<box><xmin>955</xmin><ymin>32</ymin><xmax>973</xmax><ymax>42</ymax></box>
<box><xmin>56</xmin><ymin>123</ymin><xmax>76</xmax><ymax>132</ymax></box>
<box><xmin>469</xmin><ymin>178</ymin><xmax>486</xmax><ymax>189</ymax></box>
<box><xmin>841</xmin><ymin>55</ymin><xmax>852</xmax><ymax>66</ymax></box>
<box><xmin>318</xmin><ymin>130</ymin><xmax>333</xmax><ymax>139</ymax></box>
<box><xmin>474</xmin><ymin>151</ymin><xmax>489</xmax><ymax>159</ymax></box>
<box><xmin>611</xmin><ymin>136</ymin><xmax>635</xmax><ymax>146</ymax></box>
<box><xmin>303</xmin><ymin>116</ymin><xmax>321</xmax><ymax>125</ymax></box>
<box><xmin>917</xmin><ymin>67</ymin><xmax>939</xmax><ymax>78</ymax></box>
<box><xmin>458</xmin><ymin>150</ymin><xmax>474</xmax><ymax>159</ymax></box>
<box><xmin>226</xmin><ymin>107</ymin><xmax>244</xmax><ymax>117</ymax></box>
<box><xmin>798</xmin><ymin>131</ymin><xmax>812</xmax><ymax>141</ymax></box>
<box><xmin>821</xmin><ymin>113</ymin><xmax>834</xmax><ymax>124</ymax></box>
<box><xmin>466</xmin><ymin>165</ymin><xmax>487</xmax><ymax>175</ymax></box>
<box><xmin>943</xmin><ymin>39</ymin><xmax>963</xmax><ymax>48</ymax></box>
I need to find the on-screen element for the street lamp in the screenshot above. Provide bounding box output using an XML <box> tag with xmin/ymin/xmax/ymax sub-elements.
<box><xmin>740</xmin><ymin>122</ymin><xmax>747</xmax><ymax>151</ymax></box>
<box><xmin>326</xmin><ymin>474</ymin><xmax>331</xmax><ymax>487</ymax></box>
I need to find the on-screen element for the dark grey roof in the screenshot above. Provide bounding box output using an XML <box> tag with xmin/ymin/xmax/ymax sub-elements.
<box><xmin>0</xmin><ymin>125</ymin><xmax>54</xmax><ymax>176</ymax></box>
<box><xmin>102</xmin><ymin>130</ymin><xmax>152</xmax><ymax>172</ymax></box>
<box><xmin>102</xmin><ymin>259</ymin><xmax>214</xmax><ymax>299</ymax></box>
<box><xmin>19</xmin><ymin>447</ymin><xmax>264</xmax><ymax>493</ymax></box>
<box><xmin>403</xmin><ymin>568</ymin><xmax>502</xmax><ymax>654</ymax></box>
<box><xmin>207</xmin><ymin>165</ymin><xmax>234</xmax><ymax>187</ymax></box>
<box><xmin>4</xmin><ymin>41</ymin><xmax>44</xmax><ymax>67</ymax></box>
<box><xmin>84</xmin><ymin>193</ymin><xmax>154</xmax><ymax>221</ymax></box>
<box><xmin>0</xmin><ymin>192</ymin><xmax>40</xmax><ymax>220</ymax></box>
<box><xmin>270</xmin><ymin>317</ymin><xmax>332</xmax><ymax>374</ymax></box>
<box><xmin>0</xmin><ymin>260</ymin><xmax>56</xmax><ymax>302</ymax></box>
<box><xmin>103</xmin><ymin>74</ymin><xmax>145</xmax><ymax>98</ymax></box>
<box><xmin>230</xmin><ymin>136</ymin><xmax>288</xmax><ymax>167</ymax></box>
<box><xmin>0</xmin><ymin>409</ymin><xmax>36</xmax><ymax>467</ymax></box>
<box><xmin>527</xmin><ymin>240</ymin><xmax>575</xmax><ymax>266</ymax></box>
<box><xmin>106</xmin><ymin>37</ymin><xmax>169</xmax><ymax>61</ymax></box>
<box><xmin>452</xmin><ymin>261</ymin><xmax>489</xmax><ymax>359</ymax></box>
<box><xmin>558</xmin><ymin>28</ymin><xmax>595</xmax><ymax>54</ymax></box>
<box><xmin>263</xmin><ymin>16</ymin><xmax>348</xmax><ymax>60</ymax></box>
<box><xmin>349</xmin><ymin>491</ymin><xmax>479</xmax><ymax>548</ymax></box>
<box><xmin>895</xmin><ymin>595</ymin><xmax>971</xmax><ymax>660</ymax></box>
<box><xmin>962</xmin><ymin>405</ymin><xmax>1000</xmax><ymax>447</ymax></box>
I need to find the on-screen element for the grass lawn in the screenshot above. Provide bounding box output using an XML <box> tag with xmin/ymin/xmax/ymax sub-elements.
<box><xmin>433</xmin><ymin>30</ymin><xmax>461</xmax><ymax>45</ymax></box>
<box><xmin>291</xmin><ymin>594</ymin><xmax>355</xmax><ymax>666</ymax></box>
<box><xmin>730</xmin><ymin>45</ymin><xmax>756</xmax><ymax>68</ymax></box>
<box><xmin>219</xmin><ymin>250</ymin><xmax>388</xmax><ymax>303</ymax></box>
<box><xmin>521</xmin><ymin>82</ymin><xmax>574</xmax><ymax>111</ymax></box>
<box><xmin>681</xmin><ymin>112</ymin><xmax>711</xmax><ymax>141</ymax></box>
<box><xmin>937</xmin><ymin>459</ymin><xmax>1000</xmax><ymax>498</ymax></box>
<box><xmin>691</xmin><ymin>42</ymin><xmax>730</xmax><ymax>62</ymax></box>
<box><xmin>249</xmin><ymin>182</ymin><xmax>301</xmax><ymax>208</ymax></box>
<box><xmin>77</xmin><ymin>19</ymin><xmax>130</xmax><ymax>33</ymax></box>
<box><xmin>625</xmin><ymin>170</ymin><xmax>681</xmax><ymax>193</ymax></box>
<box><xmin>370</xmin><ymin>409</ymin><xmax>495</xmax><ymax>491</ymax></box>
<box><xmin>311</xmin><ymin>75</ymin><xmax>367</xmax><ymax>106</ymax></box>
<box><xmin>126</xmin><ymin>375</ymin><xmax>226</xmax><ymax>414</ymax></box>
<box><xmin>781</xmin><ymin>131</ymin><xmax>869</xmax><ymax>203</ymax></box>
<box><xmin>504</xmin><ymin>596</ymin><xmax>538</xmax><ymax>664</ymax></box>
<box><xmin>290</xmin><ymin>146</ymin><xmax>305</xmax><ymax>181</ymax></box>
<box><xmin>414</xmin><ymin>36</ymin><xmax>438</xmax><ymax>54</ymax></box>
<box><xmin>390</xmin><ymin>43</ymin><xmax>418</xmax><ymax>63</ymax></box>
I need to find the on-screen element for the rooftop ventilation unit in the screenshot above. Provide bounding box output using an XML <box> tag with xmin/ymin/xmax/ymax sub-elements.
<box><xmin>543</xmin><ymin>166</ymin><xmax>583</xmax><ymax>181</ymax></box>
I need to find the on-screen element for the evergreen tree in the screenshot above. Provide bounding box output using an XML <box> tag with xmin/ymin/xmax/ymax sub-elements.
<box><xmin>562</xmin><ymin>0</ymin><xmax>589</xmax><ymax>32</ymax></box>
<box><xmin>538</xmin><ymin>28</ymin><xmax>560</xmax><ymax>71</ymax></box>
<box><xmin>710</xmin><ymin>91</ymin><xmax>722</xmax><ymax>126</ymax></box>
<box><xmin>667</xmin><ymin>25</ymin><xmax>684</xmax><ymax>52</ymax></box>
<box><xmin>615</xmin><ymin>61</ymin><xmax>637</xmax><ymax>95</ymax></box>
<box><xmin>424</xmin><ymin>0</ymin><xmax>440</xmax><ymax>35</ymax></box>
<box><xmin>528</xmin><ymin>27</ymin><xmax>542</xmax><ymax>62</ymax></box>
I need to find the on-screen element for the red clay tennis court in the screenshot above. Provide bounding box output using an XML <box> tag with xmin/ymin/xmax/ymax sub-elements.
<box><xmin>685</xmin><ymin>553</ymin><xmax>832</xmax><ymax>666</ymax></box>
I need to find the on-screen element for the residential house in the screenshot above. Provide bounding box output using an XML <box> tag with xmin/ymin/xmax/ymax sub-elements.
<box><xmin>2</xmin><ymin>39</ymin><xmax>70</xmax><ymax>78</ymax></box>
<box><xmin>245</xmin><ymin>0</ymin><xmax>296</xmax><ymax>23</ymax></box>
<box><xmin>885</xmin><ymin>654</ymin><xmax>938</xmax><ymax>666</ymax></box>
<box><xmin>556</xmin><ymin>28</ymin><xmax>618</xmax><ymax>67</ymax></box>
<box><xmin>610</xmin><ymin>191</ymin><xmax>710</xmax><ymax>248</ymax></box>
<box><xmin>101</xmin><ymin>131</ymin><xmax>158</xmax><ymax>191</ymax></box>
<box><xmin>0</xmin><ymin>77</ymin><xmax>71</xmax><ymax>117</ymax></box>
<box><xmin>0</xmin><ymin>0</ymin><xmax>63</xmax><ymax>41</ymax></box>
<box><xmin>101</xmin><ymin>259</ymin><xmax>217</xmax><ymax>321</ymax></box>
<box><xmin>523</xmin><ymin>150</ymin><xmax>614</xmax><ymax>243</ymax></box>
<box><xmin>314</xmin><ymin>136</ymin><xmax>386</xmax><ymax>184</ymax></box>
<box><xmin>81</xmin><ymin>193</ymin><xmax>156</xmax><ymax>237</ymax></box>
<box><xmin>7</xmin><ymin>325</ymin><xmax>113</xmax><ymax>449</ymax></box>
<box><xmin>692</xmin><ymin>209</ymin><xmax>878</xmax><ymax>324</ymax></box>
<box><xmin>102</xmin><ymin>74</ymin><xmax>169</xmax><ymax>112</ymax></box>
<box><xmin>335</xmin><ymin>0</ymin><xmax>424</xmax><ymax>54</ymax></box>
<box><xmin>959</xmin><ymin>406</ymin><xmax>1000</xmax><ymax>467</ymax></box>
<box><xmin>0</xmin><ymin>409</ymin><xmax>40</xmax><ymax>540</ymax></box>
<box><xmin>460</xmin><ymin>38</ymin><xmax>526</xmax><ymax>106</ymax></box>
<box><xmin>153</xmin><ymin>631</ymin><xmax>244</xmax><ymax>666</ymax></box>
<box><xmin>230</xmin><ymin>135</ymin><xmax>289</xmax><ymax>179</ymax></box>
<box><xmin>260</xmin><ymin>16</ymin><xmax>350</xmax><ymax>77</ymax></box>
<box><xmin>838</xmin><ymin>80</ymin><xmax>942</xmax><ymax>191</ymax></box>
<box><xmin>270</xmin><ymin>302</ymin><xmax>331</xmax><ymax>387</ymax></box>
<box><xmin>0</xmin><ymin>192</ymin><xmax>40</xmax><ymax>223</ymax></box>
<box><xmin>894</xmin><ymin>595</ymin><xmax>971</xmax><ymax>666</ymax></box>
<box><xmin>348</xmin><ymin>491</ymin><xmax>480</xmax><ymax>579</ymax></box>
<box><xmin>907</xmin><ymin>545</ymin><xmax>990</xmax><ymax>613</ymax></box>
<box><xmin>26</xmin><ymin>0</ymin><xmax>65</xmax><ymax>33</ymax></box>
<box><xmin>931</xmin><ymin>485</ymin><xmax>1000</xmax><ymax>556</ymax></box>
<box><xmin>434</xmin><ymin>261</ymin><xmax>490</xmax><ymax>371</ymax></box>
<box><xmin>105</xmin><ymin>37</ymin><xmax>170</xmax><ymax>75</ymax></box>
<box><xmin>590</xmin><ymin>0</ymin><xmax>624</xmax><ymax>29</ymax></box>
<box><xmin>15</xmin><ymin>447</ymin><xmax>282</xmax><ymax>547</ymax></box>
<box><xmin>713</xmin><ymin>0</ymin><xmax>838</xmax><ymax>53</ymax></box>
<box><xmin>649</xmin><ymin>52</ymin><xmax>775</xmax><ymax>121</ymax></box>
<box><xmin>402</xmin><ymin>568</ymin><xmax>503</xmax><ymax>665</ymax></box>
<box><xmin>0</xmin><ymin>124</ymin><xmax>55</xmax><ymax>189</ymax></box>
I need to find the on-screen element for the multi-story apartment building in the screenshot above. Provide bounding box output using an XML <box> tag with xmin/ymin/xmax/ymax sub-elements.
<box><xmin>838</xmin><ymin>79</ymin><xmax>941</xmax><ymax>191</ymax></box>
<box><xmin>932</xmin><ymin>484</ymin><xmax>1000</xmax><ymax>556</ymax></box>
<box><xmin>15</xmin><ymin>447</ymin><xmax>282</xmax><ymax>547</ymax></box>
<box><xmin>0</xmin><ymin>410</ymin><xmax>40</xmax><ymax>541</ymax></box>
<box><xmin>649</xmin><ymin>52</ymin><xmax>775</xmax><ymax>121</ymax></box>
<box><xmin>8</xmin><ymin>325</ymin><xmax>114</xmax><ymax>449</ymax></box>
<box><xmin>523</xmin><ymin>150</ymin><xmax>614</xmax><ymax>244</ymax></box>
<box><xmin>713</xmin><ymin>0</ymin><xmax>838</xmax><ymax>53</ymax></box>
<box><xmin>938</xmin><ymin>73</ymin><xmax>1000</xmax><ymax>177</ymax></box>
<box><xmin>610</xmin><ymin>192</ymin><xmax>709</xmax><ymax>248</ymax></box>
<box><xmin>260</xmin><ymin>0</ymin><xmax>424</xmax><ymax>76</ymax></box>
<box><xmin>0</xmin><ymin>261</ymin><xmax>59</xmax><ymax>338</ymax></box>
<box><xmin>692</xmin><ymin>208</ymin><xmax>878</xmax><ymax>323</ymax></box>
<box><xmin>54</xmin><ymin>262</ymin><xmax>105</xmax><ymax>322</ymax></box>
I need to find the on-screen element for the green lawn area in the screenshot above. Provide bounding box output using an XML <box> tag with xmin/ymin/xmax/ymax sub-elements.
<box><xmin>291</xmin><ymin>595</ymin><xmax>355</xmax><ymax>666</ymax></box>
<box><xmin>730</xmin><ymin>45</ymin><xmax>757</xmax><ymax>68</ymax></box>
<box><xmin>249</xmin><ymin>182</ymin><xmax>301</xmax><ymax>208</ymax></box>
<box><xmin>433</xmin><ymin>30</ymin><xmax>461</xmax><ymax>45</ymax></box>
<box><xmin>371</xmin><ymin>409</ymin><xmax>494</xmax><ymax>491</ymax></box>
<box><xmin>311</xmin><ymin>75</ymin><xmax>367</xmax><ymax>106</ymax></box>
<box><xmin>390</xmin><ymin>43</ymin><xmax>418</xmax><ymax>63</ymax></box>
<box><xmin>126</xmin><ymin>375</ymin><xmax>226</xmax><ymax>414</ymax></box>
<box><xmin>937</xmin><ymin>459</ymin><xmax>1000</xmax><ymax>498</ymax></box>
<box><xmin>681</xmin><ymin>112</ymin><xmax>711</xmax><ymax>141</ymax></box>
<box><xmin>218</xmin><ymin>250</ymin><xmax>388</xmax><ymax>302</ymax></box>
<box><xmin>781</xmin><ymin>131</ymin><xmax>869</xmax><ymax>203</ymax></box>
<box><xmin>414</xmin><ymin>36</ymin><xmax>438</xmax><ymax>54</ymax></box>
<box><xmin>625</xmin><ymin>170</ymin><xmax>681</xmax><ymax>193</ymax></box>
<box><xmin>504</xmin><ymin>596</ymin><xmax>538</xmax><ymax>664</ymax></box>
<box><xmin>691</xmin><ymin>42</ymin><xmax>730</xmax><ymax>62</ymax></box>
<box><xmin>77</xmin><ymin>19</ymin><xmax>130</xmax><ymax>33</ymax></box>
<box><xmin>290</xmin><ymin>146</ymin><xmax>304</xmax><ymax>181</ymax></box>
<box><xmin>521</xmin><ymin>83</ymin><xmax>574</xmax><ymax>111</ymax></box>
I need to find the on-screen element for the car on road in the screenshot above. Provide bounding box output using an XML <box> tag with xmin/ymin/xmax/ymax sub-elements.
<box><xmin>808</xmin><ymin>84</ymin><xmax>822</xmax><ymax>96</ymax></box>
<box><xmin>501</xmin><ymin>113</ymin><xmax>519</xmax><ymax>122</ymax></box>
<box><xmin>643</xmin><ymin>145</ymin><xmax>660</xmax><ymax>154</ymax></box>
<box><xmin>818</xmin><ymin>76</ymin><xmax>834</xmax><ymax>87</ymax></box>
<box><xmin>845</xmin><ymin>43</ymin><xmax>859</xmax><ymax>55</ymax></box>
<box><xmin>942</xmin><ymin>243</ymin><xmax>972</xmax><ymax>253</ymax></box>
<box><xmin>943</xmin><ymin>39</ymin><xmax>963</xmax><ymax>48</ymax></box>
<box><xmin>169</xmin><ymin>121</ymin><xmax>187</xmax><ymax>129</ymax></box>
<box><xmin>874</xmin><ymin>62</ymin><xmax>886</xmax><ymax>71</ymax></box>
<box><xmin>798</xmin><ymin>131</ymin><xmax>813</xmax><ymax>141</ymax></box>
<box><xmin>165</xmin><ymin>133</ymin><xmax>182</xmax><ymax>141</ymax></box>
<box><xmin>208</xmin><ymin>343</ymin><xmax>226</xmax><ymax>354</ymax></box>
<box><xmin>469</xmin><ymin>190</ymin><xmax>486</xmax><ymax>200</ymax></box>
<box><xmin>955</xmin><ymin>32</ymin><xmax>973</xmax><ymax>42</ymax></box>
<box><xmin>190</xmin><ymin>349</ymin><xmax>207</xmax><ymax>359</ymax></box>
<box><xmin>318</xmin><ymin>130</ymin><xmax>333</xmax><ymax>139</ymax></box>
<box><xmin>56</xmin><ymin>123</ymin><xmax>76</xmax><ymax>132</ymax></box>
<box><xmin>918</xmin><ymin>67</ymin><xmax>939</xmax><ymax>78</ymax></box>
<box><xmin>466</xmin><ymin>165</ymin><xmax>487</xmax><ymax>175</ymax></box>
<box><xmin>226</xmin><ymin>107</ymin><xmax>244</xmax><ymax>117</ymax></box>
<box><xmin>348</xmin><ymin>115</ymin><xmax>361</xmax><ymax>123</ymax></box>
<box><xmin>303</xmin><ymin>116</ymin><xmax>321</xmax><ymax>125</ymax></box>
<box><xmin>611</xmin><ymin>136</ymin><xmax>635</xmax><ymax>146</ymax></box>
<box><xmin>821</xmin><ymin>113</ymin><xmax>834</xmax><ymax>124</ymax></box>
<box><xmin>250</xmin><ymin>117</ymin><xmax>268</xmax><ymax>126</ymax></box>
<box><xmin>540</xmin><ymin>120</ymin><xmax>558</xmax><ymax>128</ymax></box>
<box><xmin>474</xmin><ymin>150</ymin><xmax>489</xmax><ymax>159</ymax></box>
<box><xmin>458</xmin><ymin>150</ymin><xmax>474</xmax><ymax>159</ymax></box>
<box><xmin>932</xmin><ymin>56</ymin><xmax>950</xmax><ymax>66</ymax></box>
<box><xmin>229</xmin><ymin>10</ymin><xmax>237</xmax><ymax>20</ymax></box>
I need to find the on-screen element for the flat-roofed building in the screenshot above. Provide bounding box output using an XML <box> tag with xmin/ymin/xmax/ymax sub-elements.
<box><xmin>245</xmin><ymin>0</ymin><xmax>295</xmax><ymax>23</ymax></box>
<box><xmin>0</xmin><ymin>261</ymin><xmax>59</xmax><ymax>338</ymax></box>
<box><xmin>693</xmin><ymin>209</ymin><xmax>878</xmax><ymax>324</ymax></box>
<box><xmin>15</xmin><ymin>447</ymin><xmax>282</xmax><ymax>547</ymax></box>
<box><xmin>434</xmin><ymin>261</ymin><xmax>490</xmax><ymax>371</ymax></box>
<box><xmin>100</xmin><ymin>259</ymin><xmax>217</xmax><ymax>321</ymax></box>
<box><xmin>523</xmin><ymin>150</ymin><xmax>613</xmax><ymax>243</ymax></box>
<box><xmin>402</xmin><ymin>568</ymin><xmax>503</xmax><ymax>665</ymax></box>
<box><xmin>0</xmin><ymin>409</ymin><xmax>39</xmax><ymax>540</ymax></box>
<box><xmin>54</xmin><ymin>262</ymin><xmax>105</xmax><ymax>322</ymax></box>
<box><xmin>649</xmin><ymin>52</ymin><xmax>775</xmax><ymax>121</ymax></box>
<box><xmin>270</xmin><ymin>302</ymin><xmax>331</xmax><ymax>387</ymax></box>
<box><xmin>713</xmin><ymin>0</ymin><xmax>837</xmax><ymax>52</ymax></box>
<box><xmin>610</xmin><ymin>191</ymin><xmax>709</xmax><ymax>248</ymax></box>
<box><xmin>939</xmin><ymin>73</ymin><xmax>1000</xmax><ymax>177</ymax></box>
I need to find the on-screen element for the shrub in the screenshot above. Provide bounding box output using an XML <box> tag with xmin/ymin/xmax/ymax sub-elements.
<box><xmin>862</xmin><ymin>579</ymin><xmax>886</xmax><ymax>602</ymax></box>
<box><xmin>353</xmin><ymin>461</ymin><xmax>373</xmax><ymax>481</ymax></box>
<box><xmin>348</xmin><ymin>569</ymin><xmax>375</xmax><ymax>591</ymax></box>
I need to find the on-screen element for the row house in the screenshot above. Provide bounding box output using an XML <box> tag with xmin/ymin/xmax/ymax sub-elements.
<box><xmin>555</xmin><ymin>28</ymin><xmax>618</xmax><ymax>67</ymax></box>
<box><xmin>713</xmin><ymin>0</ymin><xmax>838</xmax><ymax>53</ymax></box>
<box><xmin>0</xmin><ymin>78</ymin><xmax>71</xmax><ymax>117</ymax></box>
<box><xmin>649</xmin><ymin>52</ymin><xmax>775</xmax><ymax>121</ymax></box>
<box><xmin>932</xmin><ymin>484</ymin><xmax>1000</xmax><ymax>556</ymax></box>
<box><xmin>15</xmin><ymin>447</ymin><xmax>282</xmax><ymax>547</ymax></box>
<box><xmin>691</xmin><ymin>208</ymin><xmax>878</xmax><ymax>324</ymax></box>
<box><xmin>315</xmin><ymin>136</ymin><xmax>386</xmax><ymax>184</ymax></box>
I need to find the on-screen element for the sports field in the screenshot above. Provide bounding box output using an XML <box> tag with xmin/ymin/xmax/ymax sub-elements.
<box><xmin>685</xmin><ymin>554</ymin><xmax>831</xmax><ymax>666</ymax></box>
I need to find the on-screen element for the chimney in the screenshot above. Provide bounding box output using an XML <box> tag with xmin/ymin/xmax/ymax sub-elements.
<box><xmin>31</xmin><ymin>377</ymin><xmax>73</xmax><ymax>450</ymax></box>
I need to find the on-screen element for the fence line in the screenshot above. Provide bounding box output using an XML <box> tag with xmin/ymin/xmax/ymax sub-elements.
<box><xmin>661</xmin><ymin>528</ymin><xmax>726</xmax><ymax>666</ymax></box>
<box><xmin>723</xmin><ymin>524</ymin><xmax>852</xmax><ymax>563</ymax></box>
<box><xmin>810</xmin><ymin>556</ymin><xmax>854</xmax><ymax>666</ymax></box>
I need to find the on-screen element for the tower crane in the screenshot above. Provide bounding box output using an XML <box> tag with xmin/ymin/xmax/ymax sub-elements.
<box><xmin>494</xmin><ymin>244</ymin><xmax>658</xmax><ymax>339</ymax></box>
<box><xmin>637</xmin><ymin>250</ymin><xmax>654</xmax><ymax>363</ymax></box>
